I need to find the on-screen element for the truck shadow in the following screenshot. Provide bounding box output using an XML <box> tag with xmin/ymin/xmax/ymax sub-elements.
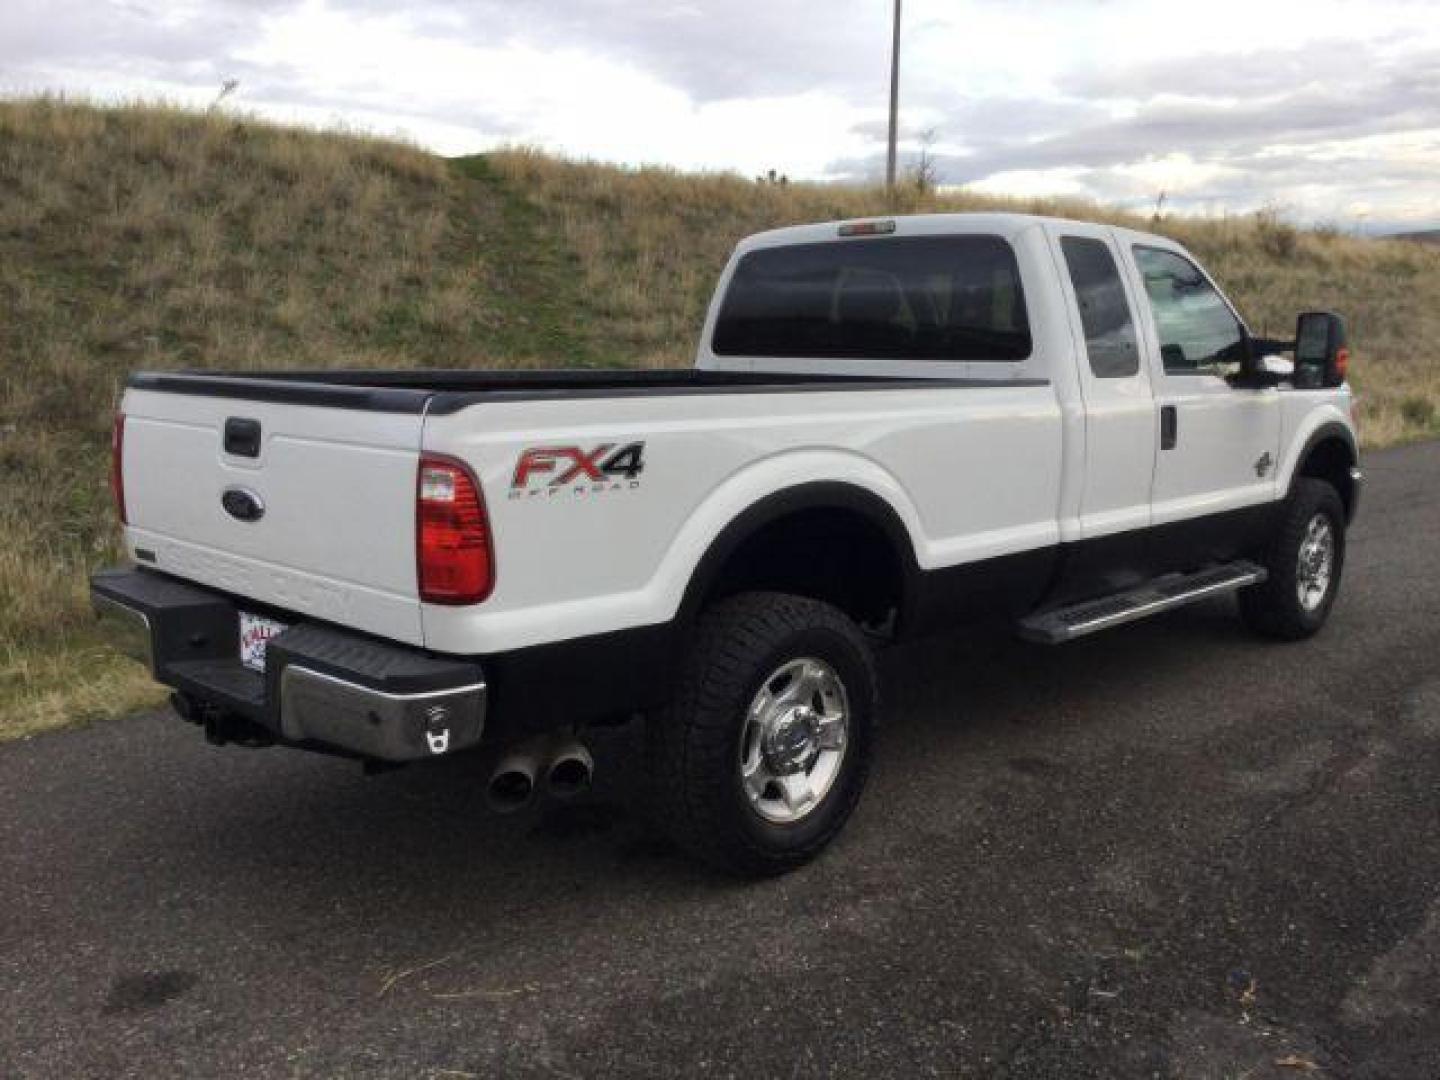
<box><xmin>162</xmin><ymin>598</ymin><xmax>1250</xmax><ymax>896</ymax></box>
<box><xmin>83</xmin><ymin>592</ymin><xmax>1335</xmax><ymax>1008</ymax></box>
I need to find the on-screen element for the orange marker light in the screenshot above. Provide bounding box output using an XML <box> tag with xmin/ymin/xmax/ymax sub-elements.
<box><xmin>1334</xmin><ymin>346</ymin><xmax>1350</xmax><ymax>382</ymax></box>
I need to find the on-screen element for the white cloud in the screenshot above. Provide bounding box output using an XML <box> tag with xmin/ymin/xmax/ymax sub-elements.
<box><xmin>968</xmin><ymin>166</ymin><xmax>1091</xmax><ymax>201</ymax></box>
<box><xmin>231</xmin><ymin>0</ymin><xmax>878</xmax><ymax>174</ymax></box>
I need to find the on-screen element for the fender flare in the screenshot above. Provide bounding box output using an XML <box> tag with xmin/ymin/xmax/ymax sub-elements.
<box><xmin>675</xmin><ymin>481</ymin><xmax>923</xmax><ymax>630</ymax></box>
<box><xmin>1284</xmin><ymin>420</ymin><xmax>1357</xmax><ymax>490</ymax></box>
<box><xmin>1282</xmin><ymin>418</ymin><xmax>1359</xmax><ymax>519</ymax></box>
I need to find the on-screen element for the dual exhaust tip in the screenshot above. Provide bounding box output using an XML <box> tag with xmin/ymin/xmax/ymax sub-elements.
<box><xmin>485</xmin><ymin>737</ymin><xmax>593</xmax><ymax>813</ymax></box>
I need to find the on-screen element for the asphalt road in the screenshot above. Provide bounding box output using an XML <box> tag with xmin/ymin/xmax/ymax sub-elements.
<box><xmin>3</xmin><ymin>442</ymin><xmax>1439</xmax><ymax>1079</ymax></box>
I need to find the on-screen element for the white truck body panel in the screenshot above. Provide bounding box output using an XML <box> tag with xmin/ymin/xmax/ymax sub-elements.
<box><xmin>419</xmin><ymin>383</ymin><xmax>1062</xmax><ymax>653</ymax></box>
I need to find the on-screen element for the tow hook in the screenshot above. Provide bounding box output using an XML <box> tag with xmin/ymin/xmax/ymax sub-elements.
<box><xmin>423</xmin><ymin>705</ymin><xmax>453</xmax><ymax>755</ymax></box>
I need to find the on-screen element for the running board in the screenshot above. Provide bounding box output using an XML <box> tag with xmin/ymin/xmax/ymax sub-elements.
<box><xmin>1018</xmin><ymin>561</ymin><xmax>1268</xmax><ymax>645</ymax></box>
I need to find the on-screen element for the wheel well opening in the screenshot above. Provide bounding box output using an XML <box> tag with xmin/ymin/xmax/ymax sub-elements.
<box><xmin>702</xmin><ymin>507</ymin><xmax>905</xmax><ymax>631</ymax></box>
<box><xmin>1298</xmin><ymin>437</ymin><xmax>1356</xmax><ymax>519</ymax></box>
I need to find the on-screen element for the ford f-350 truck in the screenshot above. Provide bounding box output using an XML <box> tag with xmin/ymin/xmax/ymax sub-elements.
<box><xmin>92</xmin><ymin>213</ymin><xmax>1361</xmax><ymax>875</ymax></box>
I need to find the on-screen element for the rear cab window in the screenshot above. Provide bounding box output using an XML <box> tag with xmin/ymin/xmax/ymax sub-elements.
<box><xmin>1060</xmin><ymin>236</ymin><xmax>1139</xmax><ymax>379</ymax></box>
<box><xmin>712</xmin><ymin>236</ymin><xmax>1032</xmax><ymax>362</ymax></box>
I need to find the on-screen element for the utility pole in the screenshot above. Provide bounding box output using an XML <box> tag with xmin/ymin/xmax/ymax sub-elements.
<box><xmin>886</xmin><ymin>0</ymin><xmax>902</xmax><ymax>189</ymax></box>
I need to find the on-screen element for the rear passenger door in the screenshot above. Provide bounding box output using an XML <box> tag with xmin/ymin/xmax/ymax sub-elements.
<box><xmin>1050</xmin><ymin>224</ymin><xmax>1154</xmax><ymax>540</ymax></box>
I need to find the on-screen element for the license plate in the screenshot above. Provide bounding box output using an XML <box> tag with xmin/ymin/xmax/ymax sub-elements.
<box><xmin>239</xmin><ymin>612</ymin><xmax>287</xmax><ymax>673</ymax></box>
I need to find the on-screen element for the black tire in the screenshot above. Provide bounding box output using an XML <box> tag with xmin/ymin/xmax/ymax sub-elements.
<box><xmin>647</xmin><ymin>591</ymin><xmax>879</xmax><ymax>877</ymax></box>
<box><xmin>1239</xmin><ymin>478</ymin><xmax>1346</xmax><ymax>640</ymax></box>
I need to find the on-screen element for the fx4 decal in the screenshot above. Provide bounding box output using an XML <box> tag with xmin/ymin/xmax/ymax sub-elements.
<box><xmin>510</xmin><ymin>442</ymin><xmax>646</xmax><ymax>498</ymax></box>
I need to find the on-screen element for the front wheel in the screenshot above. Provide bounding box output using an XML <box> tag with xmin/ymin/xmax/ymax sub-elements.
<box><xmin>647</xmin><ymin>592</ymin><xmax>878</xmax><ymax>877</ymax></box>
<box><xmin>1239</xmin><ymin>478</ymin><xmax>1347</xmax><ymax>640</ymax></box>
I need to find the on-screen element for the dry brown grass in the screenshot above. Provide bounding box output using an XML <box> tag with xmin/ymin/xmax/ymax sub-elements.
<box><xmin>0</xmin><ymin>98</ymin><xmax>509</xmax><ymax>735</ymax></box>
<box><xmin>2</xmin><ymin>99</ymin><xmax>1437</xmax><ymax>737</ymax></box>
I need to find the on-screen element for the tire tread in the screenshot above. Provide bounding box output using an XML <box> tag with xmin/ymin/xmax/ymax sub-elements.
<box><xmin>1239</xmin><ymin>478</ymin><xmax>1346</xmax><ymax>640</ymax></box>
<box><xmin>647</xmin><ymin>592</ymin><xmax>877</xmax><ymax>876</ymax></box>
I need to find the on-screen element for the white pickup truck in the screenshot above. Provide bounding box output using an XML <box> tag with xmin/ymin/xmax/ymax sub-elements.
<box><xmin>93</xmin><ymin>213</ymin><xmax>1361</xmax><ymax>874</ymax></box>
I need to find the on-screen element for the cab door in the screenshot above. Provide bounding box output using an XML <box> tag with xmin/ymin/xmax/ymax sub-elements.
<box><xmin>1124</xmin><ymin>242</ymin><xmax>1281</xmax><ymax>565</ymax></box>
<box><xmin>1049</xmin><ymin>224</ymin><xmax>1155</xmax><ymax>540</ymax></box>
<box><xmin>1043</xmin><ymin>223</ymin><xmax>1157</xmax><ymax>599</ymax></box>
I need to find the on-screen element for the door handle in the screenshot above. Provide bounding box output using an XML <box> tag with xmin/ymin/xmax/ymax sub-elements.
<box><xmin>1160</xmin><ymin>405</ymin><xmax>1178</xmax><ymax>450</ymax></box>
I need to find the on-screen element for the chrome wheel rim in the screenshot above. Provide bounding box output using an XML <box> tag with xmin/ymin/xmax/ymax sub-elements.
<box><xmin>740</xmin><ymin>658</ymin><xmax>850</xmax><ymax>825</ymax></box>
<box><xmin>1296</xmin><ymin>513</ymin><xmax>1335</xmax><ymax>613</ymax></box>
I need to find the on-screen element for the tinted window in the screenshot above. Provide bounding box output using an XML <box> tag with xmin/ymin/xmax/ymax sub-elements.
<box><xmin>713</xmin><ymin>236</ymin><xmax>1031</xmax><ymax>361</ymax></box>
<box><xmin>1061</xmin><ymin>236</ymin><xmax>1138</xmax><ymax>378</ymax></box>
<box><xmin>1133</xmin><ymin>246</ymin><xmax>1245</xmax><ymax>376</ymax></box>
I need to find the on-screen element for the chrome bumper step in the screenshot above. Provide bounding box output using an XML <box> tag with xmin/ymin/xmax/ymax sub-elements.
<box><xmin>90</xmin><ymin>567</ymin><xmax>486</xmax><ymax>761</ymax></box>
<box><xmin>1018</xmin><ymin>560</ymin><xmax>1268</xmax><ymax>644</ymax></box>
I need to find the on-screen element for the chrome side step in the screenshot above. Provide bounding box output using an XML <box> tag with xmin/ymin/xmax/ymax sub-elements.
<box><xmin>1018</xmin><ymin>561</ymin><xmax>1268</xmax><ymax>645</ymax></box>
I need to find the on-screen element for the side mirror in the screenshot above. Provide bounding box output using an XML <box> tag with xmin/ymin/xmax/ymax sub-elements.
<box><xmin>1232</xmin><ymin>343</ymin><xmax>1292</xmax><ymax>388</ymax></box>
<box><xmin>1294</xmin><ymin>311</ymin><xmax>1349</xmax><ymax>388</ymax></box>
<box><xmin>1229</xmin><ymin>331</ymin><xmax>1286</xmax><ymax>388</ymax></box>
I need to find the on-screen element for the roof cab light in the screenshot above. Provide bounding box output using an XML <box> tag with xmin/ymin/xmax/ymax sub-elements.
<box><xmin>417</xmin><ymin>454</ymin><xmax>495</xmax><ymax>605</ymax></box>
<box><xmin>111</xmin><ymin>412</ymin><xmax>128</xmax><ymax>526</ymax></box>
<box><xmin>838</xmin><ymin>219</ymin><xmax>897</xmax><ymax>237</ymax></box>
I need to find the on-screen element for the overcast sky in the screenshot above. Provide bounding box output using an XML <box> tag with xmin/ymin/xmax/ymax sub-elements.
<box><xmin>4</xmin><ymin>0</ymin><xmax>1439</xmax><ymax>229</ymax></box>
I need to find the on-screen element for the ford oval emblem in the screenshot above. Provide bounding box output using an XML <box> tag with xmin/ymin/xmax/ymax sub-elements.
<box><xmin>221</xmin><ymin>487</ymin><xmax>266</xmax><ymax>523</ymax></box>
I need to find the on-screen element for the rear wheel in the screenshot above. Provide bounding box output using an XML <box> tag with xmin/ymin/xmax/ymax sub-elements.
<box><xmin>647</xmin><ymin>592</ymin><xmax>878</xmax><ymax>876</ymax></box>
<box><xmin>1239</xmin><ymin>478</ymin><xmax>1346</xmax><ymax>640</ymax></box>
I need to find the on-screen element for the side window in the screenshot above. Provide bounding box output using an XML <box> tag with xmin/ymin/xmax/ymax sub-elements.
<box><xmin>1060</xmin><ymin>236</ymin><xmax>1139</xmax><ymax>378</ymax></box>
<box><xmin>1132</xmin><ymin>246</ymin><xmax>1245</xmax><ymax>376</ymax></box>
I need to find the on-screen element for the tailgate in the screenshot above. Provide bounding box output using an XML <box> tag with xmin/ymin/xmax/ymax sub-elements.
<box><xmin>119</xmin><ymin>384</ymin><xmax>427</xmax><ymax>645</ymax></box>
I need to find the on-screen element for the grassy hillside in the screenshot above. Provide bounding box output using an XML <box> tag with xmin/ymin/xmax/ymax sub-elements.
<box><xmin>3</xmin><ymin>98</ymin><xmax>1438</xmax><ymax>737</ymax></box>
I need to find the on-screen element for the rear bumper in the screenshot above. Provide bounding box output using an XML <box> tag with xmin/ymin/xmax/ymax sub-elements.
<box><xmin>90</xmin><ymin>568</ymin><xmax>486</xmax><ymax>762</ymax></box>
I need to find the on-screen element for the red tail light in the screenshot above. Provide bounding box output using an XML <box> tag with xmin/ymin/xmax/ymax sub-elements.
<box><xmin>1334</xmin><ymin>345</ymin><xmax>1351</xmax><ymax>383</ymax></box>
<box><xmin>417</xmin><ymin>454</ymin><xmax>494</xmax><ymax>605</ymax></box>
<box><xmin>111</xmin><ymin>412</ymin><xmax>128</xmax><ymax>525</ymax></box>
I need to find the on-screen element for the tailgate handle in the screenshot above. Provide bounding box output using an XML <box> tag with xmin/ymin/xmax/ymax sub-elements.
<box><xmin>224</xmin><ymin>418</ymin><xmax>262</xmax><ymax>458</ymax></box>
